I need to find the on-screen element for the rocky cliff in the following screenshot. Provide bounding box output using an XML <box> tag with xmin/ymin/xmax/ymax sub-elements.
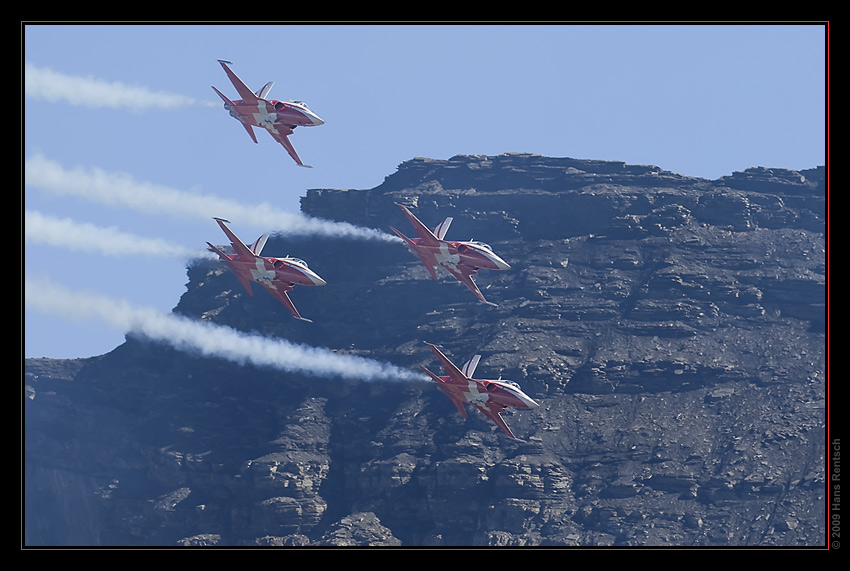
<box><xmin>24</xmin><ymin>153</ymin><xmax>827</xmax><ymax>547</ymax></box>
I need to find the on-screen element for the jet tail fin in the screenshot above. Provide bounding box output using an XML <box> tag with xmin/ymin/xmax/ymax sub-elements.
<box><xmin>249</xmin><ymin>234</ymin><xmax>269</xmax><ymax>256</ymax></box>
<box><xmin>256</xmin><ymin>81</ymin><xmax>274</xmax><ymax>99</ymax></box>
<box><xmin>461</xmin><ymin>355</ymin><xmax>481</xmax><ymax>378</ymax></box>
<box><xmin>433</xmin><ymin>217</ymin><xmax>453</xmax><ymax>240</ymax></box>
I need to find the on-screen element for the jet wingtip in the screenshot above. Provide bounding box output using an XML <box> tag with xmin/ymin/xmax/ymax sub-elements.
<box><xmin>217</xmin><ymin>59</ymin><xmax>233</xmax><ymax>64</ymax></box>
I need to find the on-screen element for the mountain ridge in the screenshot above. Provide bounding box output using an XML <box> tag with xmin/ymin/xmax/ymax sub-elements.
<box><xmin>25</xmin><ymin>153</ymin><xmax>826</xmax><ymax>546</ymax></box>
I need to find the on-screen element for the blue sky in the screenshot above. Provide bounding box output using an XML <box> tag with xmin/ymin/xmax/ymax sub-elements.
<box><xmin>23</xmin><ymin>23</ymin><xmax>826</xmax><ymax>359</ymax></box>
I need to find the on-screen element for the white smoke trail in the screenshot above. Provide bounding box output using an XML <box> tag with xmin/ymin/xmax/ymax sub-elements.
<box><xmin>25</xmin><ymin>276</ymin><xmax>426</xmax><ymax>383</ymax></box>
<box><xmin>24</xmin><ymin>209</ymin><xmax>214</xmax><ymax>259</ymax></box>
<box><xmin>24</xmin><ymin>154</ymin><xmax>398</xmax><ymax>242</ymax></box>
<box><xmin>24</xmin><ymin>62</ymin><xmax>218</xmax><ymax>110</ymax></box>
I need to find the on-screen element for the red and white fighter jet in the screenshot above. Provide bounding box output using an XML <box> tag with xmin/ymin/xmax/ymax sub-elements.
<box><xmin>420</xmin><ymin>343</ymin><xmax>539</xmax><ymax>439</ymax></box>
<box><xmin>211</xmin><ymin>60</ymin><xmax>324</xmax><ymax>167</ymax></box>
<box><xmin>206</xmin><ymin>217</ymin><xmax>326</xmax><ymax>322</ymax></box>
<box><xmin>390</xmin><ymin>204</ymin><xmax>511</xmax><ymax>306</ymax></box>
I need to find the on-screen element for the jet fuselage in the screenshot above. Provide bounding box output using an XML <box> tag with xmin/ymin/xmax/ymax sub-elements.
<box><xmin>435</xmin><ymin>375</ymin><xmax>539</xmax><ymax>412</ymax></box>
<box><xmin>405</xmin><ymin>237</ymin><xmax>511</xmax><ymax>273</ymax></box>
<box><xmin>220</xmin><ymin>253</ymin><xmax>327</xmax><ymax>289</ymax></box>
<box><xmin>223</xmin><ymin>98</ymin><xmax>324</xmax><ymax>130</ymax></box>
<box><xmin>420</xmin><ymin>343</ymin><xmax>539</xmax><ymax>438</ymax></box>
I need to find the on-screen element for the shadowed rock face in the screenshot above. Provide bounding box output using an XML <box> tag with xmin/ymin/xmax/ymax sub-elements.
<box><xmin>25</xmin><ymin>154</ymin><xmax>826</xmax><ymax>547</ymax></box>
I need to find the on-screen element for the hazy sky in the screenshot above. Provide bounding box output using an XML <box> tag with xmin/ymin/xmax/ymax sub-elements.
<box><xmin>23</xmin><ymin>23</ymin><xmax>827</xmax><ymax>359</ymax></box>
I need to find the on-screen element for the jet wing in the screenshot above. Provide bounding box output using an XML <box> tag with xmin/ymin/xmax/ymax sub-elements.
<box><xmin>213</xmin><ymin>218</ymin><xmax>258</xmax><ymax>261</ymax></box>
<box><xmin>411</xmin><ymin>251</ymin><xmax>440</xmax><ymax>281</ymax></box>
<box><xmin>206</xmin><ymin>241</ymin><xmax>255</xmax><ymax>296</ymax></box>
<box><xmin>238</xmin><ymin>119</ymin><xmax>260</xmax><ymax>144</ymax></box>
<box><xmin>397</xmin><ymin>205</ymin><xmax>441</xmax><ymax>247</ymax></box>
<box><xmin>265</xmin><ymin>126</ymin><xmax>309</xmax><ymax>167</ymax></box>
<box><xmin>211</xmin><ymin>84</ymin><xmax>260</xmax><ymax>144</ymax></box>
<box><xmin>442</xmin><ymin>263</ymin><xmax>496</xmax><ymax>306</ymax></box>
<box><xmin>259</xmin><ymin>281</ymin><xmax>312</xmax><ymax>322</ymax></box>
<box><xmin>420</xmin><ymin>364</ymin><xmax>468</xmax><ymax>418</ymax></box>
<box><xmin>424</xmin><ymin>343</ymin><xmax>468</xmax><ymax>385</ymax></box>
<box><xmin>390</xmin><ymin>226</ymin><xmax>441</xmax><ymax>281</ymax></box>
<box><xmin>438</xmin><ymin>384</ymin><xmax>468</xmax><ymax>418</ymax></box>
<box><xmin>217</xmin><ymin>60</ymin><xmax>260</xmax><ymax>104</ymax></box>
<box><xmin>474</xmin><ymin>401</ymin><xmax>516</xmax><ymax>438</ymax></box>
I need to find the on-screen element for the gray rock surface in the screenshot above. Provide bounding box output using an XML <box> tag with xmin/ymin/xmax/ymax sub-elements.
<box><xmin>24</xmin><ymin>154</ymin><xmax>826</xmax><ymax>546</ymax></box>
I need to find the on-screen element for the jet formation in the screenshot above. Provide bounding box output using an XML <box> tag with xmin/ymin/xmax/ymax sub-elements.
<box><xmin>206</xmin><ymin>61</ymin><xmax>537</xmax><ymax>437</ymax></box>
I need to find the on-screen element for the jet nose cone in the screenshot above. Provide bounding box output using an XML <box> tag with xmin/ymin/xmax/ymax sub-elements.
<box><xmin>295</xmin><ymin>264</ymin><xmax>326</xmax><ymax>286</ymax></box>
<box><xmin>517</xmin><ymin>393</ymin><xmax>539</xmax><ymax>409</ymax></box>
<box><xmin>304</xmin><ymin>111</ymin><xmax>324</xmax><ymax>126</ymax></box>
<box><xmin>304</xmin><ymin>269</ymin><xmax>326</xmax><ymax>286</ymax></box>
<box><xmin>514</xmin><ymin>390</ymin><xmax>540</xmax><ymax>408</ymax></box>
<box><xmin>493</xmin><ymin>256</ymin><xmax>511</xmax><ymax>270</ymax></box>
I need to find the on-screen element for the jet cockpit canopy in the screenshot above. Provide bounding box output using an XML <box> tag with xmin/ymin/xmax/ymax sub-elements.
<box><xmin>285</xmin><ymin>256</ymin><xmax>308</xmax><ymax>267</ymax></box>
<box><xmin>467</xmin><ymin>240</ymin><xmax>493</xmax><ymax>252</ymax></box>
